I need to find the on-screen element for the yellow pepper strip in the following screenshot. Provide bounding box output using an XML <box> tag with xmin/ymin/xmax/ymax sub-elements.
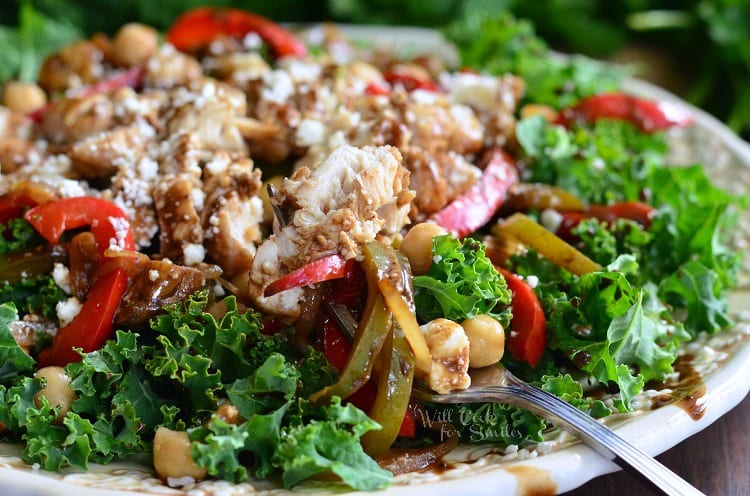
<box><xmin>504</xmin><ymin>183</ymin><xmax>585</xmax><ymax>212</ymax></box>
<box><xmin>496</xmin><ymin>213</ymin><xmax>601</xmax><ymax>275</ymax></box>
<box><xmin>363</xmin><ymin>242</ymin><xmax>432</xmax><ymax>377</ymax></box>
<box><xmin>361</xmin><ymin>322</ymin><xmax>415</xmax><ymax>457</ymax></box>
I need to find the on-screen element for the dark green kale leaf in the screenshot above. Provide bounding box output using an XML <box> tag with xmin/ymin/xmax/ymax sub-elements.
<box><xmin>445</xmin><ymin>12</ymin><xmax>625</xmax><ymax>109</ymax></box>
<box><xmin>658</xmin><ymin>261</ymin><xmax>733</xmax><ymax>337</ymax></box>
<box><xmin>0</xmin><ymin>302</ymin><xmax>35</xmax><ymax>383</ymax></box>
<box><xmin>572</xmin><ymin>218</ymin><xmax>653</xmax><ymax>267</ymax></box>
<box><xmin>517</xmin><ymin>116</ymin><xmax>668</xmax><ymax>204</ymax></box>
<box><xmin>276</xmin><ymin>398</ymin><xmax>392</xmax><ymax>491</ymax></box>
<box><xmin>414</xmin><ymin>234</ymin><xmax>511</xmax><ymax>325</ymax></box>
<box><xmin>0</xmin><ymin>275</ymin><xmax>67</xmax><ymax>320</ymax></box>
<box><xmin>147</xmin><ymin>291</ymin><xmax>277</xmax><ymax>413</ymax></box>
<box><xmin>191</xmin><ymin>353</ymin><xmax>389</xmax><ymax>490</ymax></box>
<box><xmin>0</xmin><ymin>218</ymin><xmax>43</xmax><ymax>254</ymax></box>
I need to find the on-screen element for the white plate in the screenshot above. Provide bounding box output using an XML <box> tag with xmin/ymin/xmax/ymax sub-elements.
<box><xmin>2</xmin><ymin>28</ymin><xmax>750</xmax><ymax>496</ymax></box>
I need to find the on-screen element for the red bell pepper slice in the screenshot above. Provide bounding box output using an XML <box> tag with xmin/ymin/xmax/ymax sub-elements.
<box><xmin>554</xmin><ymin>201</ymin><xmax>655</xmax><ymax>241</ymax></box>
<box><xmin>383</xmin><ymin>69</ymin><xmax>438</xmax><ymax>92</ymax></box>
<box><xmin>37</xmin><ymin>267</ymin><xmax>129</xmax><ymax>367</ymax></box>
<box><xmin>24</xmin><ymin>197</ymin><xmax>135</xmax><ymax>260</ymax></box>
<box><xmin>27</xmin><ymin>67</ymin><xmax>144</xmax><ymax>124</ymax></box>
<box><xmin>556</xmin><ymin>92</ymin><xmax>692</xmax><ymax>133</ymax></box>
<box><xmin>431</xmin><ymin>148</ymin><xmax>519</xmax><ymax>238</ymax></box>
<box><xmin>497</xmin><ymin>267</ymin><xmax>547</xmax><ymax>368</ymax></box>
<box><xmin>166</xmin><ymin>7</ymin><xmax>307</xmax><ymax>59</ymax></box>
<box><xmin>264</xmin><ymin>253</ymin><xmax>353</xmax><ymax>297</ymax></box>
<box><xmin>0</xmin><ymin>193</ymin><xmax>39</xmax><ymax>225</ymax></box>
<box><xmin>24</xmin><ymin>197</ymin><xmax>135</xmax><ymax>366</ymax></box>
<box><xmin>364</xmin><ymin>82</ymin><xmax>391</xmax><ymax>96</ymax></box>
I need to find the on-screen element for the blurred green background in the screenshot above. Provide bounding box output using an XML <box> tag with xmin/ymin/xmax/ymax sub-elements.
<box><xmin>1</xmin><ymin>0</ymin><xmax>748</xmax><ymax>139</ymax></box>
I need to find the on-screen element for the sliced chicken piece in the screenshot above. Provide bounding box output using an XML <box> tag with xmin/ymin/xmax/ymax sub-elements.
<box><xmin>402</xmin><ymin>95</ymin><xmax>484</xmax><ymax>156</ymax></box>
<box><xmin>37</xmin><ymin>40</ymin><xmax>105</xmax><ymax>93</ymax></box>
<box><xmin>42</xmin><ymin>94</ymin><xmax>116</xmax><ymax>144</ymax></box>
<box><xmin>69</xmin><ymin>123</ymin><xmax>155</xmax><ymax>179</ymax></box>
<box><xmin>440</xmin><ymin>72</ymin><xmax>524</xmax><ymax>148</ymax></box>
<box><xmin>0</xmin><ymin>137</ymin><xmax>41</xmax><ymax>174</ymax></box>
<box><xmin>0</xmin><ymin>106</ymin><xmax>34</xmax><ymax>139</ymax></box>
<box><xmin>166</xmin><ymin>79</ymin><xmax>248</xmax><ymax>153</ymax></box>
<box><xmin>202</xmin><ymin>155</ymin><xmax>263</xmax><ymax>278</ymax></box>
<box><xmin>157</xmin><ymin>131</ymin><xmax>204</xmax><ymax>179</ymax></box>
<box><xmin>402</xmin><ymin>146</ymin><xmax>448</xmax><ymax>218</ymax></box>
<box><xmin>247</xmin><ymin>144</ymin><xmax>413</xmax><ymax>319</ymax></box>
<box><xmin>143</xmin><ymin>44</ymin><xmax>202</xmax><ymax>89</ymax></box>
<box><xmin>153</xmin><ymin>174</ymin><xmax>204</xmax><ymax>265</ymax></box>
<box><xmin>111</xmin><ymin>87</ymin><xmax>169</xmax><ymax>131</ymax></box>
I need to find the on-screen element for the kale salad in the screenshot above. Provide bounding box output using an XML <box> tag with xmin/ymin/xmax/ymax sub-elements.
<box><xmin>0</xmin><ymin>5</ymin><xmax>744</xmax><ymax>493</ymax></box>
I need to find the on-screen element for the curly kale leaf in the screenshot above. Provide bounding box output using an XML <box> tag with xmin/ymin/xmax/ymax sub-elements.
<box><xmin>191</xmin><ymin>354</ymin><xmax>389</xmax><ymax>490</ymax></box>
<box><xmin>0</xmin><ymin>303</ymin><xmax>35</xmax><ymax>383</ymax></box>
<box><xmin>0</xmin><ymin>218</ymin><xmax>43</xmax><ymax>254</ymax></box>
<box><xmin>276</xmin><ymin>398</ymin><xmax>391</xmax><ymax>490</ymax></box>
<box><xmin>414</xmin><ymin>234</ymin><xmax>511</xmax><ymax>325</ymax></box>
<box><xmin>517</xmin><ymin>116</ymin><xmax>668</xmax><ymax>204</ymax></box>
<box><xmin>445</xmin><ymin>11</ymin><xmax>625</xmax><ymax>109</ymax></box>
<box><xmin>147</xmin><ymin>291</ymin><xmax>279</xmax><ymax>413</ymax></box>
<box><xmin>0</xmin><ymin>275</ymin><xmax>67</xmax><ymax>320</ymax></box>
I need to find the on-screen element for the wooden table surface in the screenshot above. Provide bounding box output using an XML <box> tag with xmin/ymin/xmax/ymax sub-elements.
<box><xmin>561</xmin><ymin>393</ymin><xmax>750</xmax><ymax>495</ymax></box>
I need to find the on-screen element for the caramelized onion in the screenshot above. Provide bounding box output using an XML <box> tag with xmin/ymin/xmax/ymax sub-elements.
<box><xmin>377</xmin><ymin>422</ymin><xmax>459</xmax><ymax>476</ymax></box>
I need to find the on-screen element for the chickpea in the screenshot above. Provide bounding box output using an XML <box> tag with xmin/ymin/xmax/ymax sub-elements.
<box><xmin>111</xmin><ymin>23</ymin><xmax>159</xmax><ymax>67</ymax></box>
<box><xmin>2</xmin><ymin>81</ymin><xmax>47</xmax><ymax>114</ymax></box>
<box><xmin>34</xmin><ymin>366</ymin><xmax>77</xmax><ymax>423</ymax></box>
<box><xmin>462</xmin><ymin>315</ymin><xmax>505</xmax><ymax>368</ymax></box>
<box><xmin>260</xmin><ymin>175</ymin><xmax>285</xmax><ymax>224</ymax></box>
<box><xmin>520</xmin><ymin>103</ymin><xmax>558</xmax><ymax>122</ymax></box>
<box><xmin>153</xmin><ymin>427</ymin><xmax>208</xmax><ymax>481</ymax></box>
<box><xmin>399</xmin><ymin>222</ymin><xmax>447</xmax><ymax>275</ymax></box>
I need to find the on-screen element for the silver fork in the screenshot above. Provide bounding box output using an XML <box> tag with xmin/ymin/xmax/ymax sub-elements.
<box><xmin>325</xmin><ymin>302</ymin><xmax>704</xmax><ymax>495</ymax></box>
<box><xmin>412</xmin><ymin>369</ymin><xmax>705</xmax><ymax>496</ymax></box>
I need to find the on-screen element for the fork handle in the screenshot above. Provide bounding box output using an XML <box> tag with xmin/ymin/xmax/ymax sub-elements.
<box><xmin>508</xmin><ymin>381</ymin><xmax>706</xmax><ymax>496</ymax></box>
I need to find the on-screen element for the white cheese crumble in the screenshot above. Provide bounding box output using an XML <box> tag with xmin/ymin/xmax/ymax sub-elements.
<box><xmin>56</xmin><ymin>297</ymin><xmax>83</xmax><ymax>327</ymax></box>
<box><xmin>525</xmin><ymin>275</ymin><xmax>540</xmax><ymax>289</ymax></box>
<box><xmin>261</xmin><ymin>70</ymin><xmax>295</xmax><ymax>104</ymax></box>
<box><xmin>52</xmin><ymin>263</ymin><xmax>72</xmax><ymax>294</ymax></box>
<box><xmin>108</xmin><ymin>216</ymin><xmax>132</xmax><ymax>250</ymax></box>
<box><xmin>295</xmin><ymin>119</ymin><xmax>326</xmax><ymax>147</ymax></box>
<box><xmin>183</xmin><ymin>243</ymin><xmax>205</xmax><ymax>265</ymax></box>
<box><xmin>540</xmin><ymin>208</ymin><xmax>564</xmax><ymax>233</ymax></box>
<box><xmin>137</xmin><ymin>157</ymin><xmax>159</xmax><ymax>181</ymax></box>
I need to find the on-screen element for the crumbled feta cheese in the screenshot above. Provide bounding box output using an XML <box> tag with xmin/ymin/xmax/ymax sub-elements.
<box><xmin>137</xmin><ymin>157</ymin><xmax>159</xmax><ymax>181</ymax></box>
<box><xmin>280</xmin><ymin>58</ymin><xmax>322</xmax><ymax>83</ymax></box>
<box><xmin>526</xmin><ymin>275</ymin><xmax>539</xmax><ymax>289</ymax></box>
<box><xmin>261</xmin><ymin>70</ymin><xmax>295</xmax><ymax>104</ymax></box>
<box><xmin>295</xmin><ymin>119</ymin><xmax>326</xmax><ymax>147</ymax></box>
<box><xmin>108</xmin><ymin>216</ymin><xmax>132</xmax><ymax>250</ymax></box>
<box><xmin>183</xmin><ymin>243</ymin><xmax>205</xmax><ymax>265</ymax></box>
<box><xmin>56</xmin><ymin>297</ymin><xmax>83</xmax><ymax>327</ymax></box>
<box><xmin>52</xmin><ymin>263</ymin><xmax>72</xmax><ymax>294</ymax></box>
<box><xmin>540</xmin><ymin>208</ymin><xmax>564</xmax><ymax>233</ymax></box>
